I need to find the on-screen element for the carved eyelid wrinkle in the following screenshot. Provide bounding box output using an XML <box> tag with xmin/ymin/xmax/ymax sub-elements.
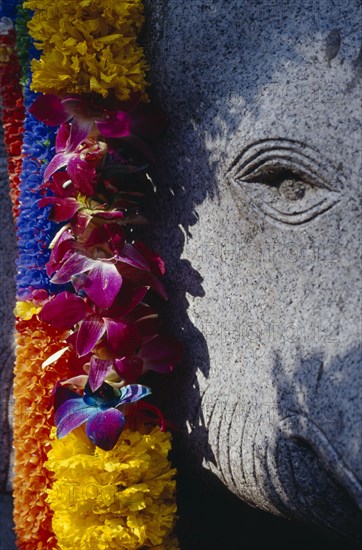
<box><xmin>227</xmin><ymin>138</ymin><xmax>344</xmax><ymax>226</ymax></box>
<box><xmin>227</xmin><ymin>138</ymin><xmax>345</xmax><ymax>193</ymax></box>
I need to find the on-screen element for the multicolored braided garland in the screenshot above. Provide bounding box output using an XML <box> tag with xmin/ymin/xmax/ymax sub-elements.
<box><xmin>1</xmin><ymin>1</ymin><xmax>181</xmax><ymax>548</ymax></box>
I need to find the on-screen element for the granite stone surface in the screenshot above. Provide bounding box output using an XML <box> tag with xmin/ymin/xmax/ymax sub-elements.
<box><xmin>143</xmin><ymin>0</ymin><xmax>362</xmax><ymax>542</ymax></box>
<box><xmin>0</xmin><ymin>107</ymin><xmax>16</xmax><ymax>494</ymax></box>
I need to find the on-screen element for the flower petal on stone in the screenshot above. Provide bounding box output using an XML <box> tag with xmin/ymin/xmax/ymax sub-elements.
<box><xmin>117</xmin><ymin>242</ymin><xmax>151</xmax><ymax>270</ymax></box>
<box><xmin>39</xmin><ymin>291</ymin><xmax>90</xmax><ymax>330</ymax></box>
<box><xmin>29</xmin><ymin>94</ymin><xmax>69</xmax><ymax>126</ymax></box>
<box><xmin>83</xmin><ymin>263</ymin><xmax>122</xmax><ymax>309</ymax></box>
<box><xmin>86</xmin><ymin>409</ymin><xmax>125</xmax><ymax>450</ymax></box>
<box><xmin>88</xmin><ymin>357</ymin><xmax>114</xmax><ymax>392</ymax></box>
<box><xmin>76</xmin><ymin>314</ymin><xmax>106</xmax><ymax>357</ymax></box>
<box><xmin>139</xmin><ymin>335</ymin><xmax>183</xmax><ymax>373</ymax></box>
<box><xmin>96</xmin><ymin>111</ymin><xmax>132</xmax><ymax>138</ymax></box>
<box><xmin>56</xmin><ymin>398</ymin><xmax>97</xmax><ymax>439</ymax></box>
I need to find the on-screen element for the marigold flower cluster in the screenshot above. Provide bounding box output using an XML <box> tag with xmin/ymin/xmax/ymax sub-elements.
<box><xmin>13</xmin><ymin>316</ymin><xmax>73</xmax><ymax>550</ymax></box>
<box><xmin>46</xmin><ymin>426</ymin><xmax>179</xmax><ymax>549</ymax></box>
<box><xmin>24</xmin><ymin>0</ymin><xmax>148</xmax><ymax>100</ymax></box>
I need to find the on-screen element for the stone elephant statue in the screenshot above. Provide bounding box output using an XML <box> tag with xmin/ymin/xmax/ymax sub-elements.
<box><xmin>142</xmin><ymin>0</ymin><xmax>362</xmax><ymax>545</ymax></box>
<box><xmin>0</xmin><ymin>0</ymin><xmax>361</xmax><ymax>548</ymax></box>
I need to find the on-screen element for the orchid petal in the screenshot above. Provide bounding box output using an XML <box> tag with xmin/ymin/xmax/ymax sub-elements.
<box><xmin>135</xmin><ymin>313</ymin><xmax>160</xmax><ymax>343</ymax></box>
<box><xmin>54</xmin><ymin>386</ymin><xmax>79</xmax><ymax>411</ymax></box>
<box><xmin>119</xmin><ymin>384</ymin><xmax>151</xmax><ymax>404</ymax></box>
<box><xmin>29</xmin><ymin>94</ymin><xmax>69</xmax><ymax>126</ymax></box>
<box><xmin>88</xmin><ymin>357</ymin><xmax>114</xmax><ymax>392</ymax></box>
<box><xmin>116</xmin><ymin>242</ymin><xmax>151</xmax><ymax>270</ymax></box>
<box><xmin>83</xmin><ymin>263</ymin><xmax>122</xmax><ymax>309</ymax></box>
<box><xmin>44</xmin><ymin>152</ymin><xmax>69</xmax><ymax>182</ymax></box>
<box><xmin>104</xmin><ymin>318</ymin><xmax>142</xmax><ymax>356</ymax></box>
<box><xmin>107</xmin><ymin>285</ymin><xmax>149</xmax><ymax>318</ymax></box>
<box><xmin>56</xmin><ymin>398</ymin><xmax>97</xmax><ymax>438</ymax></box>
<box><xmin>94</xmin><ymin>210</ymin><xmax>125</xmax><ymax>220</ymax></box>
<box><xmin>85</xmin><ymin>223</ymin><xmax>125</xmax><ymax>249</ymax></box>
<box><xmin>133</xmin><ymin>241</ymin><xmax>166</xmax><ymax>276</ymax></box>
<box><xmin>114</xmin><ymin>356</ymin><xmax>143</xmax><ymax>383</ymax></box>
<box><xmin>96</xmin><ymin>111</ymin><xmax>131</xmax><ymax>138</ymax></box>
<box><xmin>39</xmin><ymin>197</ymin><xmax>81</xmax><ymax>222</ymax></box>
<box><xmin>47</xmin><ymin>229</ymin><xmax>74</xmax><ymax>276</ymax></box>
<box><xmin>139</xmin><ymin>335</ymin><xmax>183</xmax><ymax>373</ymax></box>
<box><xmin>51</xmin><ymin>251</ymin><xmax>97</xmax><ymax>284</ymax></box>
<box><xmin>72</xmin><ymin>210</ymin><xmax>92</xmax><ymax>235</ymax></box>
<box><xmin>67</xmin><ymin>155</ymin><xmax>96</xmax><ymax>196</ymax></box>
<box><xmin>148</xmin><ymin>273</ymin><xmax>168</xmax><ymax>300</ymax></box>
<box><xmin>39</xmin><ymin>291</ymin><xmax>89</xmax><ymax>330</ymax></box>
<box><xmin>85</xmin><ymin>408</ymin><xmax>125</xmax><ymax>450</ymax></box>
<box><xmin>55</xmin><ymin>122</ymin><xmax>70</xmax><ymax>152</ymax></box>
<box><xmin>76</xmin><ymin>315</ymin><xmax>106</xmax><ymax>357</ymax></box>
<box><xmin>68</xmin><ymin>117</ymin><xmax>94</xmax><ymax>151</ymax></box>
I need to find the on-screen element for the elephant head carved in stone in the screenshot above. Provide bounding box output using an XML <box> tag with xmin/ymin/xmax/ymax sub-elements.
<box><xmin>143</xmin><ymin>0</ymin><xmax>362</xmax><ymax>542</ymax></box>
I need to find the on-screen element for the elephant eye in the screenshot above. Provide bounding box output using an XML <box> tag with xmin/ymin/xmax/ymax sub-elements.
<box><xmin>228</xmin><ymin>139</ymin><xmax>344</xmax><ymax>226</ymax></box>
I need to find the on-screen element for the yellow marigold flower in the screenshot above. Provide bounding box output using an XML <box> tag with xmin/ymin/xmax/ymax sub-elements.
<box><xmin>46</xmin><ymin>425</ymin><xmax>179</xmax><ymax>549</ymax></box>
<box><xmin>24</xmin><ymin>0</ymin><xmax>148</xmax><ymax>101</ymax></box>
<box><xmin>14</xmin><ymin>300</ymin><xmax>41</xmax><ymax>320</ymax></box>
<box><xmin>13</xmin><ymin>318</ymin><xmax>73</xmax><ymax>550</ymax></box>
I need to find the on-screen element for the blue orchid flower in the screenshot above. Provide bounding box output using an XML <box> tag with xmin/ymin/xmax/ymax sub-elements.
<box><xmin>54</xmin><ymin>382</ymin><xmax>151</xmax><ymax>450</ymax></box>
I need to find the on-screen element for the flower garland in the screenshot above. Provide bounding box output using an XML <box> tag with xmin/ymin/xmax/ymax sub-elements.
<box><xmin>1</xmin><ymin>1</ymin><xmax>181</xmax><ymax>548</ymax></box>
<box><xmin>0</xmin><ymin>5</ymin><xmax>24</xmax><ymax>218</ymax></box>
<box><xmin>46</xmin><ymin>426</ymin><xmax>178</xmax><ymax>549</ymax></box>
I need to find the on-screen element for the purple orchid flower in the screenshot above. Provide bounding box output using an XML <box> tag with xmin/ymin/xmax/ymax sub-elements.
<box><xmin>29</xmin><ymin>94</ymin><xmax>132</xmax><ymax>144</ymax></box>
<box><xmin>55</xmin><ymin>381</ymin><xmax>151</xmax><ymax>450</ymax></box>
<box><xmin>39</xmin><ymin>289</ymin><xmax>150</xmax><ymax>359</ymax></box>
<box><xmin>46</xmin><ymin>223</ymin><xmax>166</xmax><ymax>309</ymax></box>
<box><xmin>29</xmin><ymin>94</ymin><xmax>168</xmax><ymax>164</ymax></box>
<box><xmin>43</xmin><ymin>123</ymin><xmax>108</xmax><ymax>196</ymax></box>
<box><xmin>38</xmin><ymin>194</ymin><xmax>126</xmax><ymax>236</ymax></box>
<box><xmin>86</xmin><ymin>307</ymin><xmax>183</xmax><ymax>391</ymax></box>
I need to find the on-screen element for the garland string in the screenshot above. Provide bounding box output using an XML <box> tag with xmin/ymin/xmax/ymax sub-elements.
<box><xmin>0</xmin><ymin>1</ymin><xmax>182</xmax><ymax>548</ymax></box>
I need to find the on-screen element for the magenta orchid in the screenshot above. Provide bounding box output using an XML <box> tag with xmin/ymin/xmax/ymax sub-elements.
<box><xmin>29</xmin><ymin>94</ymin><xmax>132</xmax><ymax>143</ymax></box>
<box><xmin>38</xmin><ymin>194</ymin><xmax>126</xmax><ymax>236</ymax></box>
<box><xmin>27</xmin><ymin>87</ymin><xmax>182</xmax><ymax>450</ymax></box>
<box><xmin>46</xmin><ymin>223</ymin><xmax>167</xmax><ymax>309</ymax></box>
<box><xmin>43</xmin><ymin>122</ymin><xmax>108</xmax><ymax>196</ymax></box>
<box><xmin>39</xmin><ymin>292</ymin><xmax>181</xmax><ymax>391</ymax></box>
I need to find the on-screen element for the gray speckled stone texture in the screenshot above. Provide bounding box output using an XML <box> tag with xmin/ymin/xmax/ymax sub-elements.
<box><xmin>142</xmin><ymin>0</ymin><xmax>362</xmax><ymax>543</ymax></box>
<box><xmin>0</xmin><ymin>105</ymin><xmax>16</xmax><ymax>548</ymax></box>
<box><xmin>0</xmin><ymin>106</ymin><xmax>16</xmax><ymax>494</ymax></box>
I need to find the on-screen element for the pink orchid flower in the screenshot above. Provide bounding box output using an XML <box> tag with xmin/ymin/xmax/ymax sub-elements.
<box><xmin>47</xmin><ymin>223</ymin><xmax>167</xmax><ymax>310</ymax></box>
<box><xmin>40</xmin><ymin>292</ymin><xmax>182</xmax><ymax>391</ymax></box>
<box><xmin>43</xmin><ymin>123</ymin><xmax>108</xmax><ymax>196</ymax></box>
<box><xmin>29</xmin><ymin>94</ymin><xmax>132</xmax><ymax>144</ymax></box>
